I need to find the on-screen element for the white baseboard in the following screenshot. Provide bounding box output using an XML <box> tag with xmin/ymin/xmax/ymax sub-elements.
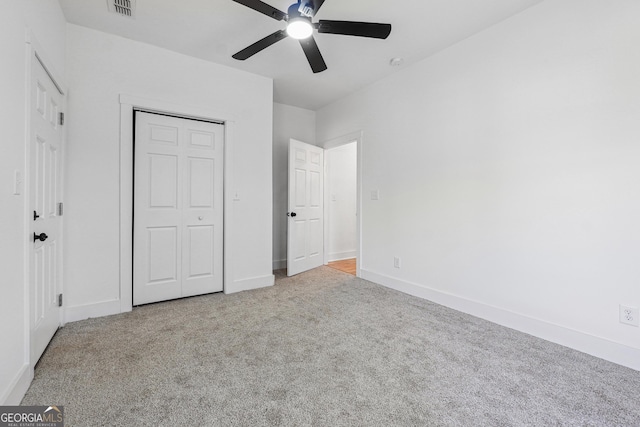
<box><xmin>328</xmin><ymin>251</ymin><xmax>356</xmax><ymax>262</ymax></box>
<box><xmin>64</xmin><ymin>274</ymin><xmax>276</xmax><ymax>320</ymax></box>
<box><xmin>225</xmin><ymin>274</ymin><xmax>274</xmax><ymax>294</ymax></box>
<box><xmin>1</xmin><ymin>363</ymin><xmax>31</xmax><ymax>405</ymax></box>
<box><xmin>361</xmin><ymin>269</ymin><xmax>640</xmax><ymax>372</ymax></box>
<box><xmin>64</xmin><ymin>299</ymin><xmax>122</xmax><ymax>324</ymax></box>
<box><xmin>272</xmin><ymin>259</ymin><xmax>286</xmax><ymax>271</ymax></box>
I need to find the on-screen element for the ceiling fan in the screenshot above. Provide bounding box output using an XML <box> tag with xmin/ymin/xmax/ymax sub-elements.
<box><xmin>231</xmin><ymin>0</ymin><xmax>392</xmax><ymax>73</ymax></box>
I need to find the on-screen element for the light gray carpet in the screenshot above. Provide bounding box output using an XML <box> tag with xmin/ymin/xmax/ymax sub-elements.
<box><xmin>22</xmin><ymin>267</ymin><xmax>640</xmax><ymax>426</ymax></box>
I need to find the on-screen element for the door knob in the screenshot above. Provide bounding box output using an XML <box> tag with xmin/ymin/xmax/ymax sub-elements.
<box><xmin>287</xmin><ymin>212</ymin><xmax>297</xmax><ymax>217</ymax></box>
<box><xmin>34</xmin><ymin>232</ymin><xmax>48</xmax><ymax>242</ymax></box>
<box><xmin>34</xmin><ymin>210</ymin><xmax>40</xmax><ymax>221</ymax></box>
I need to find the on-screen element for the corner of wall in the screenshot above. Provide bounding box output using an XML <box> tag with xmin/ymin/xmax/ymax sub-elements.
<box><xmin>64</xmin><ymin>300</ymin><xmax>122</xmax><ymax>324</ymax></box>
<box><xmin>272</xmin><ymin>260</ymin><xmax>286</xmax><ymax>271</ymax></box>
<box><xmin>1</xmin><ymin>363</ymin><xmax>31</xmax><ymax>405</ymax></box>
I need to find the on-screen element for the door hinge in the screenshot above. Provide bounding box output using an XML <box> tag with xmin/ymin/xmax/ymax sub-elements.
<box><xmin>58</xmin><ymin>202</ymin><xmax>63</xmax><ymax>216</ymax></box>
<box><xmin>59</xmin><ymin>112</ymin><xmax>64</xmax><ymax>126</ymax></box>
<box><xmin>58</xmin><ymin>294</ymin><xmax>63</xmax><ymax>307</ymax></box>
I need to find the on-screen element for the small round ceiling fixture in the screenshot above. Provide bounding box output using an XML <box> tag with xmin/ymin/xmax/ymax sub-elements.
<box><xmin>389</xmin><ymin>57</ymin><xmax>404</xmax><ymax>67</ymax></box>
<box><xmin>287</xmin><ymin>18</ymin><xmax>313</xmax><ymax>39</ymax></box>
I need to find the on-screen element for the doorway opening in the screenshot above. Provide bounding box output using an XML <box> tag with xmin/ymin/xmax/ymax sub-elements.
<box><xmin>323</xmin><ymin>131</ymin><xmax>362</xmax><ymax>277</ymax></box>
<box><xmin>285</xmin><ymin>132</ymin><xmax>362</xmax><ymax>278</ymax></box>
<box><xmin>325</xmin><ymin>141</ymin><xmax>357</xmax><ymax>276</ymax></box>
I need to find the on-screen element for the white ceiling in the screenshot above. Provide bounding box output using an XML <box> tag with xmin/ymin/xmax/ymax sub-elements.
<box><xmin>58</xmin><ymin>0</ymin><xmax>542</xmax><ymax>110</ymax></box>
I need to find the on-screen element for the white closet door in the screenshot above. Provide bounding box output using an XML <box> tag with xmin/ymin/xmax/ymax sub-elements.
<box><xmin>134</xmin><ymin>112</ymin><xmax>223</xmax><ymax>305</ymax></box>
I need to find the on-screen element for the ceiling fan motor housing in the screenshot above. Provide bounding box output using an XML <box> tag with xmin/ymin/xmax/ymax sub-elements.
<box><xmin>298</xmin><ymin>1</ymin><xmax>315</xmax><ymax>17</ymax></box>
<box><xmin>288</xmin><ymin>2</ymin><xmax>313</xmax><ymax>20</ymax></box>
<box><xmin>286</xmin><ymin>2</ymin><xmax>314</xmax><ymax>40</ymax></box>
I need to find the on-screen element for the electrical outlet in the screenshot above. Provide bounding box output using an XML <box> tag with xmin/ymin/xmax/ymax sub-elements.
<box><xmin>619</xmin><ymin>305</ymin><xmax>639</xmax><ymax>327</ymax></box>
<box><xmin>394</xmin><ymin>257</ymin><xmax>401</xmax><ymax>268</ymax></box>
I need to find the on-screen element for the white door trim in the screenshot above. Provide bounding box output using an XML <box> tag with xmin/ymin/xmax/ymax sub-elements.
<box><xmin>119</xmin><ymin>94</ymin><xmax>235</xmax><ymax>312</ymax></box>
<box><xmin>25</xmin><ymin>31</ymin><xmax>67</xmax><ymax>94</ymax></box>
<box><xmin>321</xmin><ymin>131</ymin><xmax>363</xmax><ymax>277</ymax></box>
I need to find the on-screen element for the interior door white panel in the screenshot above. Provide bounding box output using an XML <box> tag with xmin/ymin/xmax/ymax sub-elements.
<box><xmin>310</xmin><ymin>171</ymin><xmax>320</xmax><ymax>206</ymax></box>
<box><xmin>287</xmin><ymin>139</ymin><xmax>324</xmax><ymax>276</ymax></box>
<box><xmin>134</xmin><ymin>112</ymin><xmax>223</xmax><ymax>305</ymax></box>
<box><xmin>309</xmin><ymin>219</ymin><xmax>321</xmax><ymax>257</ymax></box>
<box><xmin>147</xmin><ymin>227</ymin><xmax>179</xmax><ymax>283</ymax></box>
<box><xmin>149</xmin><ymin>154</ymin><xmax>178</xmax><ymax>208</ymax></box>
<box><xmin>188</xmin><ymin>158</ymin><xmax>214</xmax><ymax>207</ymax></box>
<box><xmin>186</xmin><ymin>225</ymin><xmax>214</xmax><ymax>278</ymax></box>
<box><xmin>47</xmin><ymin>145</ymin><xmax>59</xmax><ymax>216</ymax></box>
<box><xmin>293</xmin><ymin>221</ymin><xmax>306</xmax><ymax>260</ymax></box>
<box><xmin>295</xmin><ymin>169</ymin><xmax>306</xmax><ymax>206</ymax></box>
<box><xmin>189</xmin><ymin>130</ymin><xmax>216</xmax><ymax>149</ymax></box>
<box><xmin>150</xmin><ymin>124</ymin><xmax>178</xmax><ymax>145</ymax></box>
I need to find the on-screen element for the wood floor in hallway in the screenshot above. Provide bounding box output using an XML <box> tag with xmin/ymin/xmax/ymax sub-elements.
<box><xmin>327</xmin><ymin>258</ymin><xmax>356</xmax><ymax>275</ymax></box>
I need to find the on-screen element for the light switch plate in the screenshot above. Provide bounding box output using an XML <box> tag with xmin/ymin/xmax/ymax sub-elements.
<box><xmin>13</xmin><ymin>170</ymin><xmax>22</xmax><ymax>195</ymax></box>
<box><xmin>371</xmin><ymin>190</ymin><xmax>379</xmax><ymax>200</ymax></box>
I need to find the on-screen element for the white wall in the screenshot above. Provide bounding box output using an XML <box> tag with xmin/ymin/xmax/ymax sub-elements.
<box><xmin>316</xmin><ymin>0</ymin><xmax>640</xmax><ymax>370</ymax></box>
<box><xmin>272</xmin><ymin>103</ymin><xmax>316</xmax><ymax>269</ymax></box>
<box><xmin>0</xmin><ymin>0</ymin><xmax>66</xmax><ymax>404</ymax></box>
<box><xmin>64</xmin><ymin>24</ymin><xmax>274</xmax><ymax>320</ymax></box>
<box><xmin>326</xmin><ymin>142</ymin><xmax>357</xmax><ymax>261</ymax></box>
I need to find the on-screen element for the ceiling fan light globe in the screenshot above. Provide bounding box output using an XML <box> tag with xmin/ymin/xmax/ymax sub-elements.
<box><xmin>287</xmin><ymin>19</ymin><xmax>313</xmax><ymax>39</ymax></box>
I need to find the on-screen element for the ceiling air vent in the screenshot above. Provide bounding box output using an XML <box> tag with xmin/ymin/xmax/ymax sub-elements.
<box><xmin>107</xmin><ymin>0</ymin><xmax>136</xmax><ymax>18</ymax></box>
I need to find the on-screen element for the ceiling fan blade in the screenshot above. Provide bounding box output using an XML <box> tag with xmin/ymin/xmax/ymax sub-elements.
<box><xmin>316</xmin><ymin>20</ymin><xmax>392</xmax><ymax>39</ymax></box>
<box><xmin>232</xmin><ymin>30</ymin><xmax>288</xmax><ymax>60</ymax></box>
<box><xmin>299</xmin><ymin>36</ymin><xmax>327</xmax><ymax>73</ymax></box>
<box><xmin>232</xmin><ymin>0</ymin><xmax>287</xmax><ymax>21</ymax></box>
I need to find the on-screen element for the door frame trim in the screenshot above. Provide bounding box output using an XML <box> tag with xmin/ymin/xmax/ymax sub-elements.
<box><xmin>321</xmin><ymin>131</ymin><xmax>363</xmax><ymax>277</ymax></box>
<box><xmin>119</xmin><ymin>94</ymin><xmax>234</xmax><ymax>312</ymax></box>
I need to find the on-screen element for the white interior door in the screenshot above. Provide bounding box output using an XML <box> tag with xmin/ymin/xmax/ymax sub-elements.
<box><xmin>287</xmin><ymin>139</ymin><xmax>324</xmax><ymax>276</ymax></box>
<box><xmin>30</xmin><ymin>55</ymin><xmax>64</xmax><ymax>364</ymax></box>
<box><xmin>134</xmin><ymin>112</ymin><xmax>224</xmax><ymax>305</ymax></box>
